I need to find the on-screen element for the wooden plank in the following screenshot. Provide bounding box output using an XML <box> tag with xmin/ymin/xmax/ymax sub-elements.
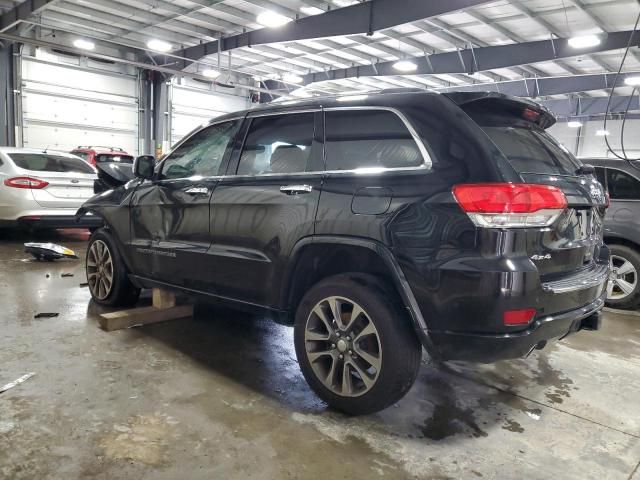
<box><xmin>98</xmin><ymin>304</ymin><xmax>193</xmax><ymax>331</ymax></box>
<box><xmin>152</xmin><ymin>288</ymin><xmax>176</xmax><ymax>309</ymax></box>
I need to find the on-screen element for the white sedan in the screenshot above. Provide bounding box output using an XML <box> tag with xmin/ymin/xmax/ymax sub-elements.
<box><xmin>0</xmin><ymin>147</ymin><xmax>102</xmax><ymax>229</ymax></box>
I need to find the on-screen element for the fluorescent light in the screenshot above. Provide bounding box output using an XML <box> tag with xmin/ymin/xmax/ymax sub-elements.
<box><xmin>282</xmin><ymin>73</ymin><xmax>303</xmax><ymax>84</ymax></box>
<box><xmin>73</xmin><ymin>38</ymin><xmax>95</xmax><ymax>50</ymax></box>
<box><xmin>202</xmin><ymin>69</ymin><xmax>221</xmax><ymax>79</ymax></box>
<box><xmin>596</xmin><ymin>129</ymin><xmax>610</xmax><ymax>136</ymax></box>
<box><xmin>147</xmin><ymin>39</ymin><xmax>172</xmax><ymax>52</ymax></box>
<box><xmin>333</xmin><ymin>0</ymin><xmax>357</xmax><ymax>6</ymax></box>
<box><xmin>257</xmin><ymin>11</ymin><xmax>292</xmax><ymax>28</ymax></box>
<box><xmin>567</xmin><ymin>34</ymin><xmax>601</xmax><ymax>49</ymax></box>
<box><xmin>337</xmin><ymin>94</ymin><xmax>369</xmax><ymax>102</ymax></box>
<box><xmin>291</xmin><ymin>89</ymin><xmax>312</xmax><ymax>98</ymax></box>
<box><xmin>392</xmin><ymin>60</ymin><xmax>418</xmax><ymax>72</ymax></box>
<box><xmin>624</xmin><ymin>76</ymin><xmax>640</xmax><ymax>86</ymax></box>
<box><xmin>567</xmin><ymin>121</ymin><xmax>583</xmax><ymax>128</ymax></box>
<box><xmin>300</xmin><ymin>6</ymin><xmax>324</xmax><ymax>15</ymax></box>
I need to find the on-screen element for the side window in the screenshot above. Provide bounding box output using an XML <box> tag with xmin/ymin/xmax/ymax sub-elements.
<box><xmin>237</xmin><ymin>113</ymin><xmax>315</xmax><ymax>175</ymax></box>
<box><xmin>607</xmin><ymin>168</ymin><xmax>640</xmax><ymax>200</ymax></box>
<box><xmin>594</xmin><ymin>167</ymin><xmax>607</xmax><ymax>189</ymax></box>
<box><xmin>160</xmin><ymin>120</ymin><xmax>239</xmax><ymax>180</ymax></box>
<box><xmin>325</xmin><ymin>110</ymin><xmax>424</xmax><ymax>171</ymax></box>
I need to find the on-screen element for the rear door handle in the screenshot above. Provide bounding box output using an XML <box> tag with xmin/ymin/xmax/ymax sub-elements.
<box><xmin>185</xmin><ymin>187</ymin><xmax>210</xmax><ymax>195</ymax></box>
<box><xmin>280</xmin><ymin>185</ymin><xmax>313</xmax><ymax>195</ymax></box>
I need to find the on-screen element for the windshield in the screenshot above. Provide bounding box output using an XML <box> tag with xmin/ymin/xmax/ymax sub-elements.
<box><xmin>482</xmin><ymin>126</ymin><xmax>581</xmax><ymax>176</ymax></box>
<box><xmin>9</xmin><ymin>153</ymin><xmax>96</xmax><ymax>174</ymax></box>
<box><xmin>95</xmin><ymin>154</ymin><xmax>134</xmax><ymax>164</ymax></box>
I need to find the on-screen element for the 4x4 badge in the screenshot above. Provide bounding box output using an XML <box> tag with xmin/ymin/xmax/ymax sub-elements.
<box><xmin>531</xmin><ymin>254</ymin><xmax>552</xmax><ymax>261</ymax></box>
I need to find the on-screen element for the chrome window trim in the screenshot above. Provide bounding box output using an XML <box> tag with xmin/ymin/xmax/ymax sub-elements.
<box><xmin>246</xmin><ymin>108</ymin><xmax>321</xmax><ymax>118</ymax></box>
<box><xmin>323</xmin><ymin>106</ymin><xmax>433</xmax><ymax>170</ymax></box>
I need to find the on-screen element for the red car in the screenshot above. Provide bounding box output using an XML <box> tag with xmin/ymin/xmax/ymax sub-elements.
<box><xmin>70</xmin><ymin>146</ymin><xmax>134</xmax><ymax>167</ymax></box>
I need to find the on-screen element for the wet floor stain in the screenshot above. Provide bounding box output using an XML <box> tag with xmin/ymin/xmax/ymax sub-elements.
<box><xmin>420</xmin><ymin>403</ymin><xmax>488</xmax><ymax>440</ymax></box>
<box><xmin>98</xmin><ymin>414</ymin><xmax>179</xmax><ymax>465</ymax></box>
<box><xmin>502</xmin><ymin>419</ymin><xmax>525</xmax><ymax>433</ymax></box>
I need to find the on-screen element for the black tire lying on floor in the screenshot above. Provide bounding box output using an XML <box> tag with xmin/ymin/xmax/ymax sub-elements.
<box><xmin>294</xmin><ymin>273</ymin><xmax>422</xmax><ymax>415</ymax></box>
<box><xmin>86</xmin><ymin>228</ymin><xmax>140</xmax><ymax>307</ymax></box>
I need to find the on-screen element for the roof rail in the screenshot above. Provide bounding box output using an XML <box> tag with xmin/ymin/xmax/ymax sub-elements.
<box><xmin>75</xmin><ymin>146</ymin><xmax>125</xmax><ymax>151</ymax></box>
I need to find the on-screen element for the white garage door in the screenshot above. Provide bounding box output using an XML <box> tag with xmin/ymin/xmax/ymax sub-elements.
<box><xmin>20</xmin><ymin>53</ymin><xmax>139</xmax><ymax>155</ymax></box>
<box><xmin>170</xmin><ymin>79</ymin><xmax>249</xmax><ymax>146</ymax></box>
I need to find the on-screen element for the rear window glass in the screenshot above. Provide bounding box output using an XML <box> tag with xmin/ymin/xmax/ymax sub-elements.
<box><xmin>9</xmin><ymin>153</ymin><xmax>96</xmax><ymax>174</ymax></box>
<box><xmin>95</xmin><ymin>154</ymin><xmax>134</xmax><ymax>164</ymax></box>
<box><xmin>72</xmin><ymin>151</ymin><xmax>90</xmax><ymax>161</ymax></box>
<box><xmin>482</xmin><ymin>127</ymin><xmax>581</xmax><ymax>176</ymax></box>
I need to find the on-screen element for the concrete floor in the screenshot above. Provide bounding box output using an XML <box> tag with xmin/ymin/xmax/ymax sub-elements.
<box><xmin>1</xmin><ymin>229</ymin><xmax>639</xmax><ymax>480</ymax></box>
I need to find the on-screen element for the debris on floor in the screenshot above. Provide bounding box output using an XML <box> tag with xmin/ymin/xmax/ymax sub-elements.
<box><xmin>0</xmin><ymin>372</ymin><xmax>35</xmax><ymax>394</ymax></box>
<box><xmin>24</xmin><ymin>243</ymin><xmax>79</xmax><ymax>261</ymax></box>
<box><xmin>79</xmin><ymin>282</ymin><xmax>89</xmax><ymax>287</ymax></box>
<box><xmin>61</xmin><ymin>273</ymin><xmax>74</xmax><ymax>277</ymax></box>
<box><xmin>34</xmin><ymin>312</ymin><xmax>59</xmax><ymax>319</ymax></box>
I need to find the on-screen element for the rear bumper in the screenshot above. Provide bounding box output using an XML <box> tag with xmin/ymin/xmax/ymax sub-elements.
<box><xmin>428</xmin><ymin>294</ymin><xmax>605</xmax><ymax>362</ymax></box>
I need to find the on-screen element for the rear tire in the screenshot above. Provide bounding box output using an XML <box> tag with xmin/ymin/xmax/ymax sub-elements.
<box><xmin>294</xmin><ymin>273</ymin><xmax>422</xmax><ymax>415</ymax></box>
<box><xmin>606</xmin><ymin>244</ymin><xmax>640</xmax><ymax>310</ymax></box>
<box><xmin>86</xmin><ymin>228</ymin><xmax>140</xmax><ymax>307</ymax></box>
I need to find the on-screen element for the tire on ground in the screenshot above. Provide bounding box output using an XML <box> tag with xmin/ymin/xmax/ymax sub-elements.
<box><xmin>294</xmin><ymin>273</ymin><xmax>422</xmax><ymax>415</ymax></box>
<box><xmin>606</xmin><ymin>244</ymin><xmax>640</xmax><ymax>310</ymax></box>
<box><xmin>86</xmin><ymin>227</ymin><xmax>140</xmax><ymax>307</ymax></box>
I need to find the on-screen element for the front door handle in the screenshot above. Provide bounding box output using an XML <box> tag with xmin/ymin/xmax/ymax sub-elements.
<box><xmin>280</xmin><ymin>184</ymin><xmax>313</xmax><ymax>195</ymax></box>
<box><xmin>185</xmin><ymin>187</ymin><xmax>210</xmax><ymax>195</ymax></box>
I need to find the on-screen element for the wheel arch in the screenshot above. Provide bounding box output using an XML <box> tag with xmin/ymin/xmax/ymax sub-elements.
<box><xmin>604</xmin><ymin>235</ymin><xmax>640</xmax><ymax>253</ymax></box>
<box><xmin>281</xmin><ymin>235</ymin><xmax>434</xmax><ymax>353</ymax></box>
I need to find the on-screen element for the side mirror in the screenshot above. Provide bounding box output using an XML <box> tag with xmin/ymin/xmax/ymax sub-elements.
<box><xmin>133</xmin><ymin>155</ymin><xmax>155</xmax><ymax>179</ymax></box>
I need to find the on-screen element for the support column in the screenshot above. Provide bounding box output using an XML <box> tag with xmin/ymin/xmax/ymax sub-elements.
<box><xmin>0</xmin><ymin>43</ymin><xmax>16</xmax><ymax>146</ymax></box>
<box><xmin>139</xmin><ymin>71</ymin><xmax>153</xmax><ymax>155</ymax></box>
<box><xmin>151</xmin><ymin>73</ymin><xmax>169</xmax><ymax>158</ymax></box>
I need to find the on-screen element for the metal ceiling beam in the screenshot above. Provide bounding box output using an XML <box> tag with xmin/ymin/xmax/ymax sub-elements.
<box><xmin>172</xmin><ymin>0</ymin><xmax>496</xmax><ymax>69</ymax></box>
<box><xmin>0</xmin><ymin>0</ymin><xmax>59</xmax><ymax>31</ymax></box>
<box><xmin>435</xmin><ymin>72</ymin><xmax>640</xmax><ymax>97</ymax></box>
<box><xmin>301</xmin><ymin>30</ymin><xmax>640</xmax><ymax>85</ymax></box>
<box><xmin>541</xmin><ymin>95</ymin><xmax>640</xmax><ymax>117</ymax></box>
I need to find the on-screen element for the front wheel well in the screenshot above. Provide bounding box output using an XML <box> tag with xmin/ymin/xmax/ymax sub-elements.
<box><xmin>604</xmin><ymin>237</ymin><xmax>640</xmax><ymax>253</ymax></box>
<box><xmin>284</xmin><ymin>243</ymin><xmax>401</xmax><ymax>323</ymax></box>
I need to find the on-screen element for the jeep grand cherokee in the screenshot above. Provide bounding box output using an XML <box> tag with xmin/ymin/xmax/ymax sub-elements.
<box><xmin>78</xmin><ymin>90</ymin><xmax>608</xmax><ymax>415</ymax></box>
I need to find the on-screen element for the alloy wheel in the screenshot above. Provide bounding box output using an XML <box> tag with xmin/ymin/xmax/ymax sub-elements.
<box><xmin>607</xmin><ymin>254</ymin><xmax>638</xmax><ymax>300</ymax></box>
<box><xmin>87</xmin><ymin>240</ymin><xmax>114</xmax><ymax>301</ymax></box>
<box><xmin>304</xmin><ymin>296</ymin><xmax>382</xmax><ymax>397</ymax></box>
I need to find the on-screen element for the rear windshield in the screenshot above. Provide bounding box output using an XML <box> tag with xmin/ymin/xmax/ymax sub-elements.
<box><xmin>482</xmin><ymin>126</ymin><xmax>581</xmax><ymax>176</ymax></box>
<box><xmin>9</xmin><ymin>153</ymin><xmax>96</xmax><ymax>174</ymax></box>
<box><xmin>95</xmin><ymin>154</ymin><xmax>134</xmax><ymax>164</ymax></box>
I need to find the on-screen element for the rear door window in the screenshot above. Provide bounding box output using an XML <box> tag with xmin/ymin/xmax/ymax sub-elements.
<box><xmin>95</xmin><ymin>154</ymin><xmax>134</xmax><ymax>164</ymax></box>
<box><xmin>324</xmin><ymin>109</ymin><xmax>424</xmax><ymax>171</ymax></box>
<box><xmin>8</xmin><ymin>153</ymin><xmax>96</xmax><ymax>174</ymax></box>
<box><xmin>607</xmin><ymin>168</ymin><xmax>640</xmax><ymax>200</ymax></box>
<box><xmin>237</xmin><ymin>113</ymin><xmax>315</xmax><ymax>175</ymax></box>
<box><xmin>594</xmin><ymin>166</ymin><xmax>607</xmax><ymax>187</ymax></box>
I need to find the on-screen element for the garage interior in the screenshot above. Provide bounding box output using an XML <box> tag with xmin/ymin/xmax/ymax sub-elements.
<box><xmin>1</xmin><ymin>0</ymin><xmax>640</xmax><ymax>479</ymax></box>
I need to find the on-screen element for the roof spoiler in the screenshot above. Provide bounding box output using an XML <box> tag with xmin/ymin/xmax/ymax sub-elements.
<box><xmin>444</xmin><ymin>91</ymin><xmax>556</xmax><ymax>129</ymax></box>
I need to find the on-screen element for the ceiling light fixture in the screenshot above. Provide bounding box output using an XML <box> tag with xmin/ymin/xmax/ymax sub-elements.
<box><xmin>73</xmin><ymin>38</ymin><xmax>95</xmax><ymax>50</ymax></box>
<box><xmin>392</xmin><ymin>59</ymin><xmax>418</xmax><ymax>72</ymax></box>
<box><xmin>567</xmin><ymin>121</ymin><xmax>583</xmax><ymax>128</ymax></box>
<box><xmin>257</xmin><ymin>11</ymin><xmax>292</xmax><ymax>28</ymax></box>
<box><xmin>282</xmin><ymin>73</ymin><xmax>303</xmax><ymax>84</ymax></box>
<box><xmin>300</xmin><ymin>6</ymin><xmax>324</xmax><ymax>15</ymax></box>
<box><xmin>567</xmin><ymin>34</ymin><xmax>601</xmax><ymax>49</ymax></box>
<box><xmin>147</xmin><ymin>39</ymin><xmax>172</xmax><ymax>52</ymax></box>
<box><xmin>624</xmin><ymin>76</ymin><xmax>640</xmax><ymax>86</ymax></box>
<box><xmin>595</xmin><ymin>129</ymin><xmax>610</xmax><ymax>136</ymax></box>
<box><xmin>202</xmin><ymin>69</ymin><xmax>221</xmax><ymax>79</ymax></box>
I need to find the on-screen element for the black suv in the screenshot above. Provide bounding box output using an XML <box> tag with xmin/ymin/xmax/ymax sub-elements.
<box><xmin>79</xmin><ymin>91</ymin><xmax>608</xmax><ymax>415</ymax></box>
<box><xmin>587</xmin><ymin>158</ymin><xmax>640</xmax><ymax>309</ymax></box>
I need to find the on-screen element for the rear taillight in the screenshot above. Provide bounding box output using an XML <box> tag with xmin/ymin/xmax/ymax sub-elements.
<box><xmin>605</xmin><ymin>192</ymin><xmax>611</xmax><ymax>208</ymax></box>
<box><xmin>503</xmin><ymin>308</ymin><xmax>536</xmax><ymax>326</ymax></box>
<box><xmin>3</xmin><ymin>176</ymin><xmax>49</xmax><ymax>189</ymax></box>
<box><xmin>453</xmin><ymin>183</ymin><xmax>567</xmax><ymax>228</ymax></box>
